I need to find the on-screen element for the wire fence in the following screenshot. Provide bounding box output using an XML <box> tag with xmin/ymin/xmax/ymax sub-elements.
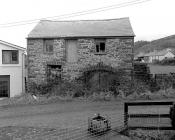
<box><xmin>24</xmin><ymin>102</ymin><xmax>174</xmax><ymax>140</ymax></box>
<box><xmin>27</xmin><ymin>112</ymin><xmax>125</xmax><ymax>140</ymax></box>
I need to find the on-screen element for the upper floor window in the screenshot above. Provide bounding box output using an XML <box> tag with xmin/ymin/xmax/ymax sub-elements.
<box><xmin>44</xmin><ymin>39</ymin><xmax>54</xmax><ymax>53</ymax></box>
<box><xmin>95</xmin><ymin>39</ymin><xmax>106</xmax><ymax>54</ymax></box>
<box><xmin>2</xmin><ymin>50</ymin><xmax>19</xmax><ymax>64</ymax></box>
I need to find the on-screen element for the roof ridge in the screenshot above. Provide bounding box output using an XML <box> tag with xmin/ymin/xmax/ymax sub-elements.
<box><xmin>0</xmin><ymin>40</ymin><xmax>25</xmax><ymax>50</ymax></box>
<box><xmin>40</xmin><ymin>17</ymin><xmax>129</xmax><ymax>23</ymax></box>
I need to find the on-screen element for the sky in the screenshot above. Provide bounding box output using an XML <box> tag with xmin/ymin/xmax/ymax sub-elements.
<box><xmin>0</xmin><ymin>0</ymin><xmax>175</xmax><ymax>48</ymax></box>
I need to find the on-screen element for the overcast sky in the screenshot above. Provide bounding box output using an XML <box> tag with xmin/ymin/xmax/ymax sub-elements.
<box><xmin>0</xmin><ymin>0</ymin><xmax>175</xmax><ymax>48</ymax></box>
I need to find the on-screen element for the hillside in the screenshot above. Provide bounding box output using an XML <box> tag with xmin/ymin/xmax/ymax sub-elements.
<box><xmin>134</xmin><ymin>34</ymin><xmax>175</xmax><ymax>55</ymax></box>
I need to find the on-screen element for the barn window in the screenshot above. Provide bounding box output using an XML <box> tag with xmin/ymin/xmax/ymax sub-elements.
<box><xmin>95</xmin><ymin>39</ymin><xmax>106</xmax><ymax>54</ymax></box>
<box><xmin>44</xmin><ymin>39</ymin><xmax>54</xmax><ymax>53</ymax></box>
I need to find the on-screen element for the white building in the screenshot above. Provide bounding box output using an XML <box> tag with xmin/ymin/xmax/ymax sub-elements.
<box><xmin>0</xmin><ymin>40</ymin><xmax>26</xmax><ymax>98</ymax></box>
<box><xmin>144</xmin><ymin>48</ymin><xmax>175</xmax><ymax>63</ymax></box>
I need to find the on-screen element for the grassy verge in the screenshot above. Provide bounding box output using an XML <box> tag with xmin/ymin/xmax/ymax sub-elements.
<box><xmin>128</xmin><ymin>130</ymin><xmax>175</xmax><ymax>140</ymax></box>
<box><xmin>0</xmin><ymin>87</ymin><xmax>175</xmax><ymax>107</ymax></box>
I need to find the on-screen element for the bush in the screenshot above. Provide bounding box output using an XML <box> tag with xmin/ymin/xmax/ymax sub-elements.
<box><xmin>28</xmin><ymin>81</ymin><xmax>53</xmax><ymax>95</ymax></box>
<box><xmin>87</xmin><ymin>91</ymin><xmax>114</xmax><ymax>101</ymax></box>
<box><xmin>28</xmin><ymin>79</ymin><xmax>88</xmax><ymax>98</ymax></box>
<box><xmin>129</xmin><ymin>130</ymin><xmax>175</xmax><ymax>140</ymax></box>
<box><xmin>125</xmin><ymin>87</ymin><xmax>175</xmax><ymax>100</ymax></box>
<box><xmin>160</xmin><ymin>58</ymin><xmax>175</xmax><ymax>65</ymax></box>
<box><xmin>149</xmin><ymin>79</ymin><xmax>160</xmax><ymax>92</ymax></box>
<box><xmin>0</xmin><ymin>93</ymin><xmax>37</xmax><ymax>106</ymax></box>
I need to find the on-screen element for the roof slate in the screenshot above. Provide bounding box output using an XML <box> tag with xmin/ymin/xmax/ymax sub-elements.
<box><xmin>28</xmin><ymin>17</ymin><xmax>135</xmax><ymax>38</ymax></box>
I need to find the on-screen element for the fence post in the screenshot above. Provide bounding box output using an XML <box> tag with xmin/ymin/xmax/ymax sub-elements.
<box><xmin>124</xmin><ymin>103</ymin><xmax>128</xmax><ymax>129</ymax></box>
<box><xmin>170</xmin><ymin>103</ymin><xmax>175</xmax><ymax>129</ymax></box>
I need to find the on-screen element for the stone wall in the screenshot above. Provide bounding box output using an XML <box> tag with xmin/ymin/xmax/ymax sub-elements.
<box><xmin>27</xmin><ymin>39</ymin><xmax>66</xmax><ymax>83</ymax></box>
<box><xmin>27</xmin><ymin>37</ymin><xmax>134</xmax><ymax>85</ymax></box>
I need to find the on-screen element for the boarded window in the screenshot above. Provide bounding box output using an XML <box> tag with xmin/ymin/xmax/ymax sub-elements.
<box><xmin>0</xmin><ymin>75</ymin><xmax>10</xmax><ymax>97</ymax></box>
<box><xmin>44</xmin><ymin>40</ymin><xmax>54</xmax><ymax>53</ymax></box>
<box><xmin>2</xmin><ymin>50</ymin><xmax>19</xmax><ymax>64</ymax></box>
<box><xmin>66</xmin><ymin>40</ymin><xmax>78</xmax><ymax>62</ymax></box>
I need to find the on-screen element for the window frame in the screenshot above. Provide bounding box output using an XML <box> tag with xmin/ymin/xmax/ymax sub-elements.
<box><xmin>43</xmin><ymin>39</ymin><xmax>54</xmax><ymax>54</ymax></box>
<box><xmin>2</xmin><ymin>50</ymin><xmax>19</xmax><ymax>64</ymax></box>
<box><xmin>95</xmin><ymin>39</ymin><xmax>106</xmax><ymax>55</ymax></box>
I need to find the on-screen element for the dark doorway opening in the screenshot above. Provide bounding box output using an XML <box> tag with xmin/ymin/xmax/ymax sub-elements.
<box><xmin>0</xmin><ymin>75</ymin><xmax>10</xmax><ymax>97</ymax></box>
<box><xmin>47</xmin><ymin>65</ymin><xmax>62</xmax><ymax>84</ymax></box>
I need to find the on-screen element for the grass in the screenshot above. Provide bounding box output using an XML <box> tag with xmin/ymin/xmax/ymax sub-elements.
<box><xmin>0</xmin><ymin>100</ymin><xmax>127</xmax><ymax>139</ymax></box>
<box><xmin>148</xmin><ymin>64</ymin><xmax>175</xmax><ymax>74</ymax></box>
<box><xmin>129</xmin><ymin>130</ymin><xmax>175</xmax><ymax>140</ymax></box>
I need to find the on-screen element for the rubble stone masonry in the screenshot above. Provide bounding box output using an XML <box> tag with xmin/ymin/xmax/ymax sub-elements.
<box><xmin>27</xmin><ymin>38</ymin><xmax>134</xmax><ymax>84</ymax></box>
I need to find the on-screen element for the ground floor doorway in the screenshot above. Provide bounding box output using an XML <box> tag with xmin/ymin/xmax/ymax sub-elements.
<box><xmin>0</xmin><ymin>75</ymin><xmax>10</xmax><ymax>97</ymax></box>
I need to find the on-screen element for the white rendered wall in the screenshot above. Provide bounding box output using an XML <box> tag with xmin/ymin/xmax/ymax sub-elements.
<box><xmin>0</xmin><ymin>43</ymin><xmax>25</xmax><ymax>97</ymax></box>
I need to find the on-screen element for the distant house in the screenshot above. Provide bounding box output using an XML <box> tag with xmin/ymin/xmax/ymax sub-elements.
<box><xmin>143</xmin><ymin>48</ymin><xmax>175</xmax><ymax>63</ymax></box>
<box><xmin>27</xmin><ymin>17</ymin><xmax>135</xmax><ymax>90</ymax></box>
<box><xmin>0</xmin><ymin>40</ymin><xmax>26</xmax><ymax>97</ymax></box>
<box><xmin>134</xmin><ymin>52</ymin><xmax>145</xmax><ymax>62</ymax></box>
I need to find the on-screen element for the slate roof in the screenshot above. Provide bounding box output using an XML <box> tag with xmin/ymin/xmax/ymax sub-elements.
<box><xmin>28</xmin><ymin>17</ymin><xmax>135</xmax><ymax>38</ymax></box>
<box><xmin>144</xmin><ymin>48</ymin><xmax>175</xmax><ymax>57</ymax></box>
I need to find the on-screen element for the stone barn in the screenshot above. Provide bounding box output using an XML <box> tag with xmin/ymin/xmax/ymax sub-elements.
<box><xmin>27</xmin><ymin>17</ymin><xmax>135</xmax><ymax>91</ymax></box>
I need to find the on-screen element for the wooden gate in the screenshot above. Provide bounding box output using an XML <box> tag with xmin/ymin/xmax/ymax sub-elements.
<box><xmin>124</xmin><ymin>101</ymin><xmax>174</xmax><ymax>130</ymax></box>
<box><xmin>85</xmin><ymin>70</ymin><xmax>116</xmax><ymax>91</ymax></box>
